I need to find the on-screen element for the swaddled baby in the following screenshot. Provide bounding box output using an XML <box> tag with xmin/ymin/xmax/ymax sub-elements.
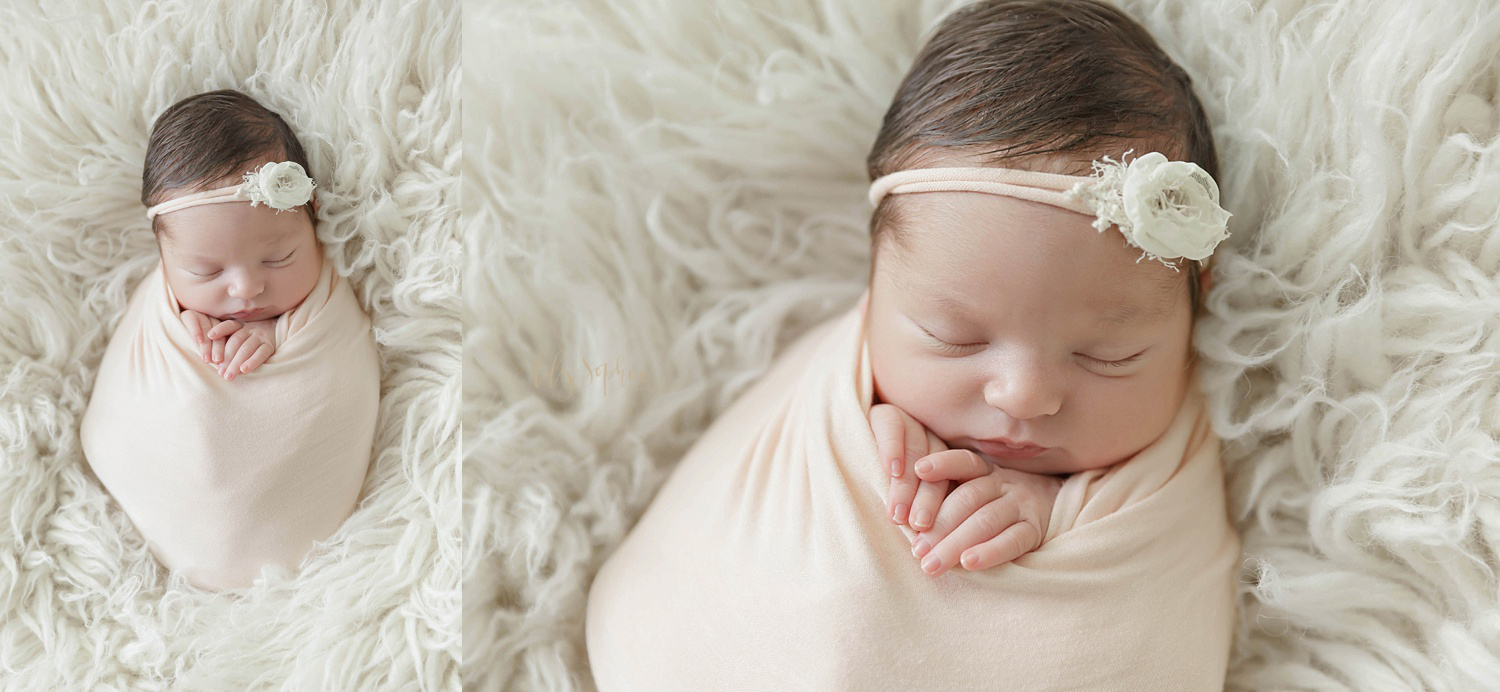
<box><xmin>864</xmin><ymin>0</ymin><xmax>1233</xmax><ymax>579</ymax></box>
<box><xmin>588</xmin><ymin>1</ymin><xmax>1241</xmax><ymax>689</ymax></box>
<box><xmin>80</xmin><ymin>90</ymin><xmax>380</xmax><ymax>591</ymax></box>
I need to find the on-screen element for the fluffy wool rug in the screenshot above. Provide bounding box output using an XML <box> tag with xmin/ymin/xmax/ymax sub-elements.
<box><xmin>467</xmin><ymin>0</ymin><xmax>1500</xmax><ymax>689</ymax></box>
<box><xmin>0</xmin><ymin>1</ymin><xmax>460</xmax><ymax>689</ymax></box>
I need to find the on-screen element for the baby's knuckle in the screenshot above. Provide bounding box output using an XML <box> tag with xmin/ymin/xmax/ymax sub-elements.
<box><xmin>947</xmin><ymin>484</ymin><xmax>984</xmax><ymax>515</ymax></box>
<box><xmin>972</xmin><ymin>475</ymin><xmax>1004</xmax><ymax>498</ymax></box>
<box><xmin>973</xmin><ymin>508</ymin><xmax>1009</xmax><ymax>537</ymax></box>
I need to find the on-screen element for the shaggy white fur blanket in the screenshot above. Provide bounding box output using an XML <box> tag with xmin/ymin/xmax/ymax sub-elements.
<box><xmin>0</xmin><ymin>1</ymin><xmax>460</xmax><ymax>689</ymax></box>
<box><xmin>467</xmin><ymin>0</ymin><xmax>1500</xmax><ymax>690</ymax></box>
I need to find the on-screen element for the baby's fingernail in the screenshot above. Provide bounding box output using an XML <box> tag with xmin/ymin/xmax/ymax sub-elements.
<box><xmin>961</xmin><ymin>552</ymin><xmax>978</xmax><ymax>570</ymax></box>
<box><xmin>913</xmin><ymin>510</ymin><xmax>931</xmax><ymax>529</ymax></box>
<box><xmin>921</xmin><ymin>554</ymin><xmax>941</xmax><ymax>574</ymax></box>
<box><xmin>916</xmin><ymin>460</ymin><xmax>933</xmax><ymax>475</ymax></box>
<box><xmin>889</xmin><ymin>457</ymin><xmax>903</xmax><ymax>477</ymax></box>
<box><xmin>893</xmin><ymin>503</ymin><xmax>908</xmax><ymax>524</ymax></box>
<box><xmin>912</xmin><ymin>537</ymin><xmax>930</xmax><ymax>558</ymax></box>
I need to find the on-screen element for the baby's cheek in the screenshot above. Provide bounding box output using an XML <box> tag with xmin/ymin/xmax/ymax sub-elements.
<box><xmin>869</xmin><ymin>337</ymin><xmax>964</xmax><ymax>434</ymax></box>
<box><xmin>164</xmin><ymin>275</ymin><xmax>216</xmax><ymax>315</ymax></box>
<box><xmin>278</xmin><ymin>259</ymin><xmax>323</xmax><ymax>310</ymax></box>
<box><xmin>1083</xmin><ymin>366</ymin><xmax>1190</xmax><ymax>466</ymax></box>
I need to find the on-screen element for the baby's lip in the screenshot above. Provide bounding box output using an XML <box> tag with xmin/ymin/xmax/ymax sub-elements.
<box><xmin>977</xmin><ymin>435</ymin><xmax>1043</xmax><ymax>449</ymax></box>
<box><xmin>971</xmin><ymin>437</ymin><xmax>1048</xmax><ymax>461</ymax></box>
<box><xmin>227</xmin><ymin>307</ymin><xmax>266</xmax><ymax>319</ymax></box>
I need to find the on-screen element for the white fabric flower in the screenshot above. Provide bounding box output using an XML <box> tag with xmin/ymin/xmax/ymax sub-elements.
<box><xmin>239</xmin><ymin>161</ymin><xmax>316</xmax><ymax>211</ymax></box>
<box><xmin>1067</xmin><ymin>151</ymin><xmax>1231</xmax><ymax>266</ymax></box>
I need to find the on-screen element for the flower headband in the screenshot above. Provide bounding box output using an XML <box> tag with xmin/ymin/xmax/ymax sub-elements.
<box><xmin>146</xmin><ymin>161</ymin><xmax>317</xmax><ymax>220</ymax></box>
<box><xmin>868</xmin><ymin>151</ymin><xmax>1231</xmax><ymax>267</ymax></box>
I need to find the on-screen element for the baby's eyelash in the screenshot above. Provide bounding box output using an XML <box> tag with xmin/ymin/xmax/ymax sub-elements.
<box><xmin>916</xmin><ymin>322</ymin><xmax>1145</xmax><ymax>367</ymax></box>
<box><xmin>918</xmin><ymin>326</ymin><xmax>978</xmax><ymax>354</ymax></box>
<box><xmin>1083</xmin><ymin>352</ymin><xmax>1145</xmax><ymax>368</ymax></box>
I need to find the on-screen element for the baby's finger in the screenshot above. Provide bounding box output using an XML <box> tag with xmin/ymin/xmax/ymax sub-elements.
<box><xmin>183</xmin><ymin>314</ymin><xmax>205</xmax><ymax>344</ymax></box>
<box><xmin>914</xmin><ymin>448</ymin><xmax>992</xmax><ymax>484</ymax></box>
<box><xmin>958</xmin><ymin>520</ymin><xmax>1042</xmax><ymax>572</ymax></box>
<box><xmin>205</xmin><ymin>320</ymin><xmax>243</xmax><ymax>341</ymax></box>
<box><xmin>223</xmin><ymin>341</ymin><xmax>256</xmax><ymax>381</ymax></box>
<box><xmin>911</xmin><ymin>473</ymin><xmax>1004</xmax><ymax>558</ymax></box>
<box><xmin>226</xmin><ymin>329</ymin><xmax>250</xmax><ymax>354</ymax></box>
<box><xmin>920</xmin><ymin>497</ymin><xmax>1024</xmax><ymax>577</ymax></box>
<box><xmin>219</xmin><ymin>332</ymin><xmax>252</xmax><ymax>377</ymax></box>
<box><xmin>869</xmin><ymin>404</ymin><xmax>906</xmax><ymax>478</ymax></box>
<box><xmin>239</xmin><ymin>343</ymin><xmax>273</xmax><ymax>374</ymax></box>
<box><xmin>887</xmin><ymin>469</ymin><xmax>919</xmax><ymax>526</ymax></box>
<box><xmin>906</xmin><ymin>478</ymin><xmax>949</xmax><ymax>533</ymax></box>
<box><xmin>211</xmin><ymin>337</ymin><xmax>225</xmax><ymax>364</ymax></box>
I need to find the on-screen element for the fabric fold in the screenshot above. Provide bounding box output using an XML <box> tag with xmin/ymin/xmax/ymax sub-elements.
<box><xmin>81</xmin><ymin>257</ymin><xmax>380</xmax><ymax>591</ymax></box>
<box><xmin>586</xmin><ymin>296</ymin><xmax>1239</xmax><ymax>691</ymax></box>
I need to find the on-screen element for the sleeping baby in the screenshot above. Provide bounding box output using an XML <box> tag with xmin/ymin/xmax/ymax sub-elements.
<box><xmin>588</xmin><ymin>1</ymin><xmax>1241</xmax><ymax>689</ymax></box>
<box><xmin>80</xmin><ymin>90</ymin><xmax>380</xmax><ymax>591</ymax></box>
<box><xmin>865</xmin><ymin>0</ymin><xmax>1232</xmax><ymax>579</ymax></box>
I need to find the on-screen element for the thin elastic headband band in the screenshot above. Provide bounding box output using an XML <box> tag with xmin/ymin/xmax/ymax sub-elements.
<box><xmin>146</xmin><ymin>185</ymin><xmax>248</xmax><ymax>220</ymax></box>
<box><xmin>866</xmin><ymin>151</ymin><xmax>1232</xmax><ymax>265</ymax></box>
<box><xmin>868</xmin><ymin>167</ymin><xmax>1093</xmax><ymax>216</ymax></box>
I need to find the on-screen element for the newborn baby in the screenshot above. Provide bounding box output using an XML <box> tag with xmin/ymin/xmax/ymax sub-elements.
<box><xmin>158</xmin><ymin>157</ymin><xmax>322</xmax><ymax>379</ymax></box>
<box><xmin>80</xmin><ymin>90</ymin><xmax>380</xmax><ymax>590</ymax></box>
<box><xmin>588</xmin><ymin>1</ymin><xmax>1240</xmax><ymax>689</ymax></box>
<box><xmin>868</xmin><ymin>160</ymin><xmax>1226</xmax><ymax>578</ymax></box>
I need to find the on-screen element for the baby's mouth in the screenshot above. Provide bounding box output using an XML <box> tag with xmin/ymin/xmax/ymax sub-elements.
<box><xmin>970</xmin><ymin>437</ymin><xmax>1048</xmax><ymax>461</ymax></box>
<box><xmin>227</xmin><ymin>307</ymin><xmax>267</xmax><ymax>320</ymax></box>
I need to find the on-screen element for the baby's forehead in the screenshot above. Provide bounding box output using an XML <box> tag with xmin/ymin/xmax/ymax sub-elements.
<box><xmin>897</xmin><ymin>262</ymin><xmax>1180</xmax><ymax>328</ymax></box>
<box><xmin>159</xmin><ymin>205</ymin><xmax>307</xmax><ymax>253</ymax></box>
<box><xmin>881</xmin><ymin>195</ymin><xmax>1184</xmax><ymax>324</ymax></box>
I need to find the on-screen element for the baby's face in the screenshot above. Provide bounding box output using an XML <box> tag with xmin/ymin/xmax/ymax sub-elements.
<box><xmin>867</xmin><ymin>191</ymin><xmax>1195</xmax><ymax>475</ymax></box>
<box><xmin>157</xmin><ymin>192</ymin><xmax>322</xmax><ymax>322</ymax></box>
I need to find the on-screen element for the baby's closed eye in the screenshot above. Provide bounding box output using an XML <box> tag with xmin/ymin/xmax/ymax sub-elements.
<box><xmin>1076</xmin><ymin>350</ymin><xmax>1145</xmax><ymax>367</ymax></box>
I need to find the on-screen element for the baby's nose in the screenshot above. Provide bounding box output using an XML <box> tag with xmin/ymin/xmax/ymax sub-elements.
<box><xmin>226</xmin><ymin>274</ymin><xmax>265</xmax><ymax>299</ymax></box>
<box><xmin>983</xmin><ymin>361</ymin><xmax>1062</xmax><ymax>420</ymax></box>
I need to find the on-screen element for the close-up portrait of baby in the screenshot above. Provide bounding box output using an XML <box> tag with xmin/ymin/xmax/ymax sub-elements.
<box><xmin>585</xmin><ymin>1</ymin><xmax>1241</xmax><ymax>687</ymax></box>
<box><xmin>474</xmin><ymin>0</ymin><xmax>1500</xmax><ymax>690</ymax></box>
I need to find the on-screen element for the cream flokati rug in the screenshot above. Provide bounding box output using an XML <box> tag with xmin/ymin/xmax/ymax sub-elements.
<box><xmin>466</xmin><ymin>0</ymin><xmax>1500</xmax><ymax>689</ymax></box>
<box><xmin>0</xmin><ymin>1</ymin><xmax>460</xmax><ymax>690</ymax></box>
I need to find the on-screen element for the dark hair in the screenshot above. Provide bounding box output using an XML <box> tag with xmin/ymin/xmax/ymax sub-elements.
<box><xmin>867</xmin><ymin>0</ymin><xmax>1217</xmax><ymax>312</ymax></box>
<box><xmin>142</xmin><ymin>89</ymin><xmax>313</xmax><ymax>235</ymax></box>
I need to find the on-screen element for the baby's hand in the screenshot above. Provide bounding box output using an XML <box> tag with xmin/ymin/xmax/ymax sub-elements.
<box><xmin>870</xmin><ymin>403</ymin><xmax>951</xmax><ymax>532</ymax></box>
<box><xmin>179</xmin><ymin>309</ymin><xmax>226</xmax><ymax>364</ymax></box>
<box><xmin>908</xmin><ymin>451</ymin><xmax>1063</xmax><ymax>577</ymax></box>
<box><xmin>204</xmin><ymin>319</ymin><xmax>277</xmax><ymax>381</ymax></box>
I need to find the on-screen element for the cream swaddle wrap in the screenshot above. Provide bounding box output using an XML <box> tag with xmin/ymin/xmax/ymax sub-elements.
<box><xmin>587</xmin><ymin>296</ymin><xmax>1240</xmax><ymax>691</ymax></box>
<box><xmin>81</xmin><ymin>257</ymin><xmax>379</xmax><ymax>591</ymax></box>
